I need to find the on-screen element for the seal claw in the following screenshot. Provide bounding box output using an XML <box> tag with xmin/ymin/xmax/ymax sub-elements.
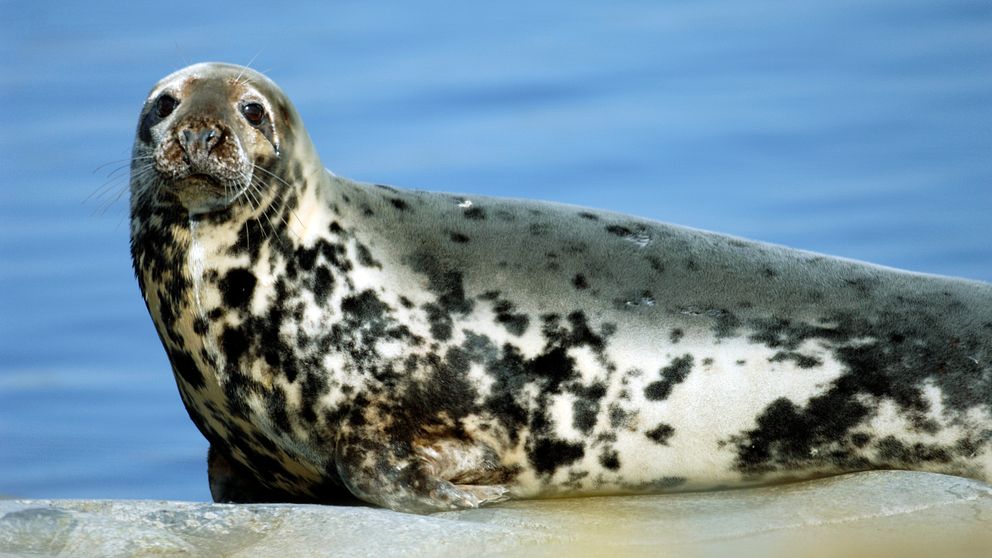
<box><xmin>452</xmin><ymin>484</ymin><xmax>511</xmax><ymax>508</ymax></box>
<box><xmin>335</xmin><ymin>433</ymin><xmax>512</xmax><ymax>514</ymax></box>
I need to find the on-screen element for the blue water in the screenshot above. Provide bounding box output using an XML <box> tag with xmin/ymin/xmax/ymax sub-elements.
<box><xmin>1</xmin><ymin>1</ymin><xmax>990</xmax><ymax>501</ymax></box>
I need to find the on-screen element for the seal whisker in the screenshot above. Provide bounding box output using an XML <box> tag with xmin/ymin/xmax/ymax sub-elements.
<box><xmin>237</xmin><ymin>168</ymin><xmax>263</xmax><ymax>251</ymax></box>
<box><xmin>248</xmin><ymin>176</ymin><xmax>283</xmax><ymax>242</ymax></box>
<box><xmin>244</xmin><ymin>164</ymin><xmax>299</xmax><ymax>242</ymax></box>
<box><xmin>101</xmin><ymin>182</ymin><xmax>135</xmax><ymax>215</ymax></box>
<box><xmin>237</xmin><ymin>164</ymin><xmax>278</xmax><ymax>243</ymax></box>
<box><xmin>87</xmin><ymin>162</ymin><xmax>156</xmax><ymax>204</ymax></box>
<box><xmin>89</xmin><ymin>166</ymin><xmax>157</xmax><ymax>216</ymax></box>
<box><xmin>262</xmin><ymin>176</ymin><xmax>300</xmax><ymax>241</ymax></box>
<box><xmin>254</xmin><ymin>165</ymin><xmax>306</xmax><ymax>232</ymax></box>
<box><xmin>252</xmin><ymin>164</ymin><xmax>292</xmax><ymax>189</ymax></box>
<box><xmin>86</xmin><ymin>179</ymin><xmax>127</xmax><ymax>206</ymax></box>
<box><xmin>94</xmin><ymin>156</ymin><xmax>153</xmax><ymax>174</ymax></box>
<box><xmin>235</xmin><ymin>51</ymin><xmax>263</xmax><ymax>86</ymax></box>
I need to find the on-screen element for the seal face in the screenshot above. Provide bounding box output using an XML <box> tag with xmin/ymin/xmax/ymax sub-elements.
<box><xmin>130</xmin><ymin>62</ymin><xmax>992</xmax><ymax>513</ymax></box>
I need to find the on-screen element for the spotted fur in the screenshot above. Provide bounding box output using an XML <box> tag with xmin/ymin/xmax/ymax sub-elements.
<box><xmin>130</xmin><ymin>63</ymin><xmax>992</xmax><ymax>513</ymax></box>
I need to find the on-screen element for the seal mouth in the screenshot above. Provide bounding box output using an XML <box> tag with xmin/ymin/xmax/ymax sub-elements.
<box><xmin>167</xmin><ymin>172</ymin><xmax>229</xmax><ymax>189</ymax></box>
<box><xmin>185</xmin><ymin>173</ymin><xmax>223</xmax><ymax>185</ymax></box>
<box><xmin>162</xmin><ymin>172</ymin><xmax>229</xmax><ymax>195</ymax></box>
<box><xmin>160</xmin><ymin>171</ymin><xmax>244</xmax><ymax>214</ymax></box>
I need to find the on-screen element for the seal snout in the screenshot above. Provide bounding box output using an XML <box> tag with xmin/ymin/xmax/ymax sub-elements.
<box><xmin>150</xmin><ymin>111</ymin><xmax>251</xmax><ymax>213</ymax></box>
<box><xmin>179</xmin><ymin>125</ymin><xmax>224</xmax><ymax>158</ymax></box>
<box><xmin>172</xmin><ymin>117</ymin><xmax>236</xmax><ymax>173</ymax></box>
<box><xmin>155</xmin><ymin>113</ymin><xmax>246</xmax><ymax>183</ymax></box>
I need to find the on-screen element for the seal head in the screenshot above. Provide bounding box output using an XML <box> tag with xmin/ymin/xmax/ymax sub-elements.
<box><xmin>132</xmin><ymin>62</ymin><xmax>306</xmax><ymax>215</ymax></box>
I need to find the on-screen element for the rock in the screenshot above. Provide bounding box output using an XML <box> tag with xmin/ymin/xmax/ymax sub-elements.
<box><xmin>1</xmin><ymin>471</ymin><xmax>990</xmax><ymax>557</ymax></box>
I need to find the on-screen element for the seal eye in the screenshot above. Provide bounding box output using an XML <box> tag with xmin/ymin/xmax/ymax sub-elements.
<box><xmin>156</xmin><ymin>94</ymin><xmax>178</xmax><ymax>119</ymax></box>
<box><xmin>241</xmin><ymin>102</ymin><xmax>266</xmax><ymax>126</ymax></box>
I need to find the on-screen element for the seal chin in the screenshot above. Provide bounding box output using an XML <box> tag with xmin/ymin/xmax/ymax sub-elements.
<box><xmin>165</xmin><ymin>173</ymin><xmax>245</xmax><ymax>214</ymax></box>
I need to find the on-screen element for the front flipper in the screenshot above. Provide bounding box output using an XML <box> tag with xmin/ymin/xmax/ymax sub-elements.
<box><xmin>335</xmin><ymin>435</ymin><xmax>511</xmax><ymax>513</ymax></box>
<box><xmin>208</xmin><ymin>444</ymin><xmax>294</xmax><ymax>503</ymax></box>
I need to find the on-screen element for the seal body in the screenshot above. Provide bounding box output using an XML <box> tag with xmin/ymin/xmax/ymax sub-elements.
<box><xmin>130</xmin><ymin>63</ymin><xmax>992</xmax><ymax>513</ymax></box>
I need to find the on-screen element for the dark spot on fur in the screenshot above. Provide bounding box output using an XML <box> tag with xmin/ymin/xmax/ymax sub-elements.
<box><xmin>409</xmin><ymin>253</ymin><xmax>474</xmax><ymax>341</ymax></box>
<box><xmin>219</xmin><ymin>268</ymin><xmax>257</xmax><ymax>310</ymax></box>
<box><xmin>530</xmin><ymin>439</ymin><xmax>584</xmax><ymax>475</ymax></box>
<box><xmin>389</xmin><ymin>198</ymin><xmax>409</xmax><ymax>211</ymax></box>
<box><xmin>599</xmin><ymin>449</ymin><xmax>621</xmax><ymax>471</ymax></box>
<box><xmin>297</xmin><ymin>246</ymin><xmax>317</xmax><ymax>271</ymax></box>
<box><xmin>606</xmin><ymin>225</ymin><xmax>632</xmax><ymax>237</ymax></box>
<box><xmin>355</xmin><ymin>243</ymin><xmax>381</xmax><ymax>268</ymax></box>
<box><xmin>531</xmin><ymin>347</ymin><xmax>574</xmax><ymax>390</ymax></box>
<box><xmin>645</xmin><ymin>256</ymin><xmax>665</xmax><ymax>273</ymax></box>
<box><xmin>769</xmin><ymin>351</ymin><xmax>822</xmax><ymax>369</ymax></box>
<box><xmin>851</xmin><ymin>433</ymin><xmax>872</xmax><ymax>448</ymax></box>
<box><xmin>266</xmin><ymin>386</ymin><xmax>292</xmax><ymax>433</ymax></box>
<box><xmin>876</xmin><ymin>436</ymin><xmax>951</xmax><ymax>465</ymax></box>
<box><xmin>669</xmin><ymin>328</ymin><xmax>684</xmax><ymax>343</ymax></box>
<box><xmin>492</xmin><ymin>299</ymin><xmax>530</xmax><ymax>336</ymax></box>
<box><xmin>464</xmin><ymin>207</ymin><xmax>486</xmax><ymax>220</ymax></box>
<box><xmin>711</xmin><ymin>309</ymin><xmax>741</xmax><ymax>338</ymax></box>
<box><xmin>732</xmin><ymin>392</ymin><xmax>874</xmax><ymax>476</ymax></box>
<box><xmin>571</xmin><ymin>383</ymin><xmax>606</xmax><ymax>434</ymax></box>
<box><xmin>495</xmin><ymin>209</ymin><xmax>517</xmax><ymax>221</ymax></box>
<box><xmin>608</xmin><ymin>404</ymin><xmax>633</xmax><ymax>428</ymax></box>
<box><xmin>529</xmin><ymin>223</ymin><xmax>551</xmax><ymax>236</ymax></box>
<box><xmin>341</xmin><ymin>290</ymin><xmax>389</xmax><ymax>326</ymax></box>
<box><xmin>736</xmin><ymin>304</ymin><xmax>984</xmax><ymax>480</ymax></box>
<box><xmin>578</xmin><ymin>212</ymin><xmax>599</xmax><ymax>221</ymax></box>
<box><xmin>646</xmin><ymin>423</ymin><xmax>675</xmax><ymax>445</ymax></box>
<box><xmin>449</xmin><ymin>232</ymin><xmax>470</xmax><ymax>243</ymax></box>
<box><xmin>644</xmin><ymin>355</ymin><xmax>693</xmax><ymax>401</ymax></box>
<box><xmin>572</xmin><ymin>273</ymin><xmax>589</xmax><ymax>290</ymax></box>
<box><xmin>221</xmin><ymin>326</ymin><xmax>249</xmax><ymax>363</ymax></box>
<box><xmin>169</xmin><ymin>349</ymin><xmax>205</xmax><ymax>389</ymax></box>
<box><xmin>313</xmin><ymin>266</ymin><xmax>333</xmax><ymax>304</ymax></box>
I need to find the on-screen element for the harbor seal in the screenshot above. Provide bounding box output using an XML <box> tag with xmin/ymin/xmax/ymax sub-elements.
<box><xmin>130</xmin><ymin>62</ymin><xmax>992</xmax><ymax>513</ymax></box>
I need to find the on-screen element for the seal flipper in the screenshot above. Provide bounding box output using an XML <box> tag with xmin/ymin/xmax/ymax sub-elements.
<box><xmin>207</xmin><ymin>444</ymin><xmax>296</xmax><ymax>503</ymax></box>
<box><xmin>335</xmin><ymin>434</ymin><xmax>510</xmax><ymax>513</ymax></box>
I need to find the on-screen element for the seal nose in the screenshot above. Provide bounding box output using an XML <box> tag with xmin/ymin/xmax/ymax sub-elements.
<box><xmin>179</xmin><ymin>125</ymin><xmax>223</xmax><ymax>156</ymax></box>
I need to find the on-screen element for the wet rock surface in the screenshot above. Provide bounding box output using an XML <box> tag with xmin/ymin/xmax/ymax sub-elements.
<box><xmin>1</xmin><ymin>471</ymin><xmax>990</xmax><ymax>557</ymax></box>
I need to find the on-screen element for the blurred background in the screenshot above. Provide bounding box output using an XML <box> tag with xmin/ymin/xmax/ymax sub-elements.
<box><xmin>0</xmin><ymin>0</ymin><xmax>989</xmax><ymax>501</ymax></box>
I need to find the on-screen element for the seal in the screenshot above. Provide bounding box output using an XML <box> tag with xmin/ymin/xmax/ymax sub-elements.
<box><xmin>130</xmin><ymin>62</ymin><xmax>992</xmax><ymax>513</ymax></box>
